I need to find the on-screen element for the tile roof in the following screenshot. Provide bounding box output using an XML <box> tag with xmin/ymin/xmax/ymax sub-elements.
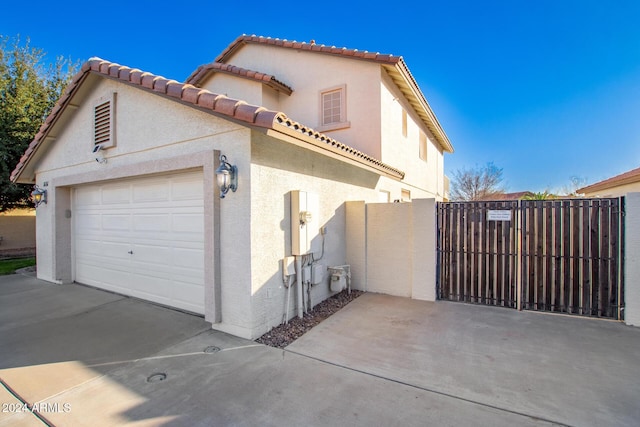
<box><xmin>577</xmin><ymin>166</ymin><xmax>640</xmax><ymax>194</ymax></box>
<box><xmin>213</xmin><ymin>35</ymin><xmax>403</xmax><ymax>65</ymax></box>
<box><xmin>205</xmin><ymin>34</ymin><xmax>453</xmax><ymax>154</ymax></box>
<box><xmin>186</xmin><ymin>62</ymin><xmax>293</xmax><ymax>95</ymax></box>
<box><xmin>11</xmin><ymin>58</ymin><xmax>404</xmax><ymax>183</ymax></box>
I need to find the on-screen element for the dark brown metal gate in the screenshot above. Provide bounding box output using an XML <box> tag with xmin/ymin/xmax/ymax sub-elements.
<box><xmin>521</xmin><ymin>198</ymin><xmax>624</xmax><ymax>319</ymax></box>
<box><xmin>436</xmin><ymin>198</ymin><xmax>625</xmax><ymax>320</ymax></box>
<box><xmin>436</xmin><ymin>201</ymin><xmax>519</xmax><ymax>308</ymax></box>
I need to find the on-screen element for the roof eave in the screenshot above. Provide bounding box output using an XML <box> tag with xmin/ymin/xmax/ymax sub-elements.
<box><xmin>387</xmin><ymin>61</ymin><xmax>454</xmax><ymax>153</ymax></box>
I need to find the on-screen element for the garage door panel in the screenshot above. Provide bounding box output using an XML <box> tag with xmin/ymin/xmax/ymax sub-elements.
<box><xmin>75</xmin><ymin>238</ymin><xmax>102</xmax><ymax>256</ymax></box>
<box><xmin>102</xmin><ymin>185</ymin><xmax>131</xmax><ymax>204</ymax></box>
<box><xmin>74</xmin><ymin>171</ymin><xmax>205</xmax><ymax>314</ymax></box>
<box><xmin>101</xmin><ymin>241</ymin><xmax>132</xmax><ymax>260</ymax></box>
<box><xmin>171</xmin><ymin>280</ymin><xmax>205</xmax><ymax>307</ymax></box>
<box><xmin>171</xmin><ymin>177</ymin><xmax>204</xmax><ymax>200</ymax></box>
<box><xmin>76</xmin><ymin>187</ymin><xmax>102</xmax><ymax>205</ymax></box>
<box><xmin>172</xmin><ymin>213</ymin><xmax>204</xmax><ymax>233</ymax></box>
<box><xmin>76</xmin><ymin>213</ymin><xmax>101</xmax><ymax>232</ymax></box>
<box><xmin>132</xmin><ymin>180</ymin><xmax>170</xmax><ymax>203</ymax></box>
<box><xmin>102</xmin><ymin>214</ymin><xmax>132</xmax><ymax>231</ymax></box>
<box><xmin>77</xmin><ymin>264</ymin><xmax>130</xmax><ymax>289</ymax></box>
<box><xmin>172</xmin><ymin>248</ymin><xmax>204</xmax><ymax>270</ymax></box>
<box><xmin>130</xmin><ymin>244</ymin><xmax>172</xmax><ymax>265</ymax></box>
<box><xmin>133</xmin><ymin>213</ymin><xmax>170</xmax><ymax>232</ymax></box>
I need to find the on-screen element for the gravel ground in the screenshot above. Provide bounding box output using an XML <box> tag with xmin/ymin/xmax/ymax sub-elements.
<box><xmin>255</xmin><ymin>290</ymin><xmax>363</xmax><ymax>349</ymax></box>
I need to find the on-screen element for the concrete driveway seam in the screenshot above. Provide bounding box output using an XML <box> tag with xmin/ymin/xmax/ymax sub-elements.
<box><xmin>284</xmin><ymin>348</ymin><xmax>572</xmax><ymax>427</ymax></box>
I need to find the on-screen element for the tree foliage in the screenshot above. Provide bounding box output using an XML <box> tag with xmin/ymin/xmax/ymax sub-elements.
<box><xmin>0</xmin><ymin>35</ymin><xmax>76</xmax><ymax>212</ymax></box>
<box><xmin>449</xmin><ymin>162</ymin><xmax>505</xmax><ymax>201</ymax></box>
<box><xmin>523</xmin><ymin>191</ymin><xmax>556</xmax><ymax>200</ymax></box>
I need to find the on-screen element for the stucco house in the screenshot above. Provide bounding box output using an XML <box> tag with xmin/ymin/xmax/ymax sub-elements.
<box><xmin>577</xmin><ymin>166</ymin><xmax>640</xmax><ymax>198</ymax></box>
<box><xmin>10</xmin><ymin>35</ymin><xmax>453</xmax><ymax>339</ymax></box>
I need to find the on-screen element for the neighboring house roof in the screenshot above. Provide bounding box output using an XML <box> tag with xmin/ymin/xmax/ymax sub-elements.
<box><xmin>187</xmin><ymin>34</ymin><xmax>454</xmax><ymax>154</ymax></box>
<box><xmin>11</xmin><ymin>58</ymin><xmax>405</xmax><ymax>184</ymax></box>
<box><xmin>577</xmin><ymin>166</ymin><xmax>640</xmax><ymax>194</ymax></box>
<box><xmin>186</xmin><ymin>62</ymin><xmax>293</xmax><ymax>95</ymax></box>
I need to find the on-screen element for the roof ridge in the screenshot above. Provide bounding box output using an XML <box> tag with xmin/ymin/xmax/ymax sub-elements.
<box><xmin>11</xmin><ymin>58</ymin><xmax>403</xmax><ymax>182</ymax></box>
<box><xmin>214</xmin><ymin>34</ymin><xmax>402</xmax><ymax>65</ymax></box>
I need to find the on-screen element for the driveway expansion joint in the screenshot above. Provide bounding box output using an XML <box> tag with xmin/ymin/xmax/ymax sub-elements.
<box><xmin>284</xmin><ymin>349</ymin><xmax>572</xmax><ymax>427</ymax></box>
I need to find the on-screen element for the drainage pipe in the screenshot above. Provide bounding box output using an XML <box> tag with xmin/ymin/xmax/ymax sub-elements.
<box><xmin>295</xmin><ymin>255</ymin><xmax>303</xmax><ymax>318</ymax></box>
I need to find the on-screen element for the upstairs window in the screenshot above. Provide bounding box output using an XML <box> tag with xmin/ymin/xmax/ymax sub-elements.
<box><xmin>319</xmin><ymin>85</ymin><xmax>350</xmax><ymax>131</ymax></box>
<box><xmin>402</xmin><ymin>109</ymin><xmax>407</xmax><ymax>138</ymax></box>
<box><xmin>94</xmin><ymin>93</ymin><xmax>116</xmax><ymax>149</ymax></box>
<box><xmin>419</xmin><ymin>131</ymin><xmax>428</xmax><ymax>161</ymax></box>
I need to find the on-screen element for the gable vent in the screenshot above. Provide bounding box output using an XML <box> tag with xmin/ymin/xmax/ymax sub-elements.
<box><xmin>93</xmin><ymin>93</ymin><xmax>116</xmax><ymax>148</ymax></box>
<box><xmin>94</xmin><ymin>101</ymin><xmax>111</xmax><ymax>144</ymax></box>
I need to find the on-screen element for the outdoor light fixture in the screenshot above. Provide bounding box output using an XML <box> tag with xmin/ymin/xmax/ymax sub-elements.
<box><xmin>31</xmin><ymin>185</ymin><xmax>47</xmax><ymax>207</ymax></box>
<box><xmin>93</xmin><ymin>145</ymin><xmax>107</xmax><ymax>164</ymax></box>
<box><xmin>215</xmin><ymin>154</ymin><xmax>237</xmax><ymax>198</ymax></box>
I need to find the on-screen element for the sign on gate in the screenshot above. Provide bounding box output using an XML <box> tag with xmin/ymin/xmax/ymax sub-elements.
<box><xmin>487</xmin><ymin>210</ymin><xmax>512</xmax><ymax>221</ymax></box>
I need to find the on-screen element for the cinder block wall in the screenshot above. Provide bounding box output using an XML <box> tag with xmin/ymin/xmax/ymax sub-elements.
<box><xmin>0</xmin><ymin>215</ymin><xmax>36</xmax><ymax>255</ymax></box>
<box><xmin>625</xmin><ymin>192</ymin><xmax>640</xmax><ymax>326</ymax></box>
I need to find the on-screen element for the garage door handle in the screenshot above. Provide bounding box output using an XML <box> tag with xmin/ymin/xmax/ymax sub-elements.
<box><xmin>128</xmin><ymin>250</ymin><xmax>134</xmax><ymax>254</ymax></box>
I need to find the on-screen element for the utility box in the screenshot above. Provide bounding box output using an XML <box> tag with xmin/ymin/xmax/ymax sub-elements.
<box><xmin>291</xmin><ymin>190</ymin><xmax>319</xmax><ymax>255</ymax></box>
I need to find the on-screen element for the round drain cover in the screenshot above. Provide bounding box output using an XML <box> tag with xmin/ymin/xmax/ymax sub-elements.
<box><xmin>147</xmin><ymin>373</ymin><xmax>167</xmax><ymax>383</ymax></box>
<box><xmin>204</xmin><ymin>346</ymin><xmax>221</xmax><ymax>354</ymax></box>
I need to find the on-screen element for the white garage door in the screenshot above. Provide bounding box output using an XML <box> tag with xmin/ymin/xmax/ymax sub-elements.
<box><xmin>73</xmin><ymin>171</ymin><xmax>205</xmax><ymax>314</ymax></box>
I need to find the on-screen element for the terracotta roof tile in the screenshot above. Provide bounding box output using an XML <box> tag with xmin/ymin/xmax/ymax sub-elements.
<box><xmin>578</xmin><ymin>166</ymin><xmax>640</xmax><ymax>194</ymax></box>
<box><xmin>186</xmin><ymin>62</ymin><xmax>293</xmax><ymax>95</ymax></box>
<box><xmin>11</xmin><ymin>57</ymin><xmax>404</xmax><ymax>182</ymax></box>
<box><xmin>182</xmin><ymin>86</ymin><xmax>204</xmax><ymax>104</ymax></box>
<box><xmin>214</xmin><ymin>35</ymin><xmax>403</xmax><ymax>66</ymax></box>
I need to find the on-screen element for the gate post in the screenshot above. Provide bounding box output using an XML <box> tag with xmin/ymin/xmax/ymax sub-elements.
<box><xmin>516</xmin><ymin>200</ymin><xmax>523</xmax><ymax>311</ymax></box>
<box><xmin>625</xmin><ymin>192</ymin><xmax>640</xmax><ymax>326</ymax></box>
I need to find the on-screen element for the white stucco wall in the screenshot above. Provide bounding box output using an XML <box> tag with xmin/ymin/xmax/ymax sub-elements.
<box><xmin>380</xmin><ymin>72</ymin><xmax>445</xmax><ymax>199</ymax></box>
<box><xmin>248</xmin><ymin>132</ymin><xmax>389</xmax><ymax>337</ymax></box>
<box><xmin>29</xmin><ymin>76</ymin><xmax>255</xmax><ymax>337</ymax></box>
<box><xmin>625</xmin><ymin>192</ymin><xmax>640</xmax><ymax>326</ymax></box>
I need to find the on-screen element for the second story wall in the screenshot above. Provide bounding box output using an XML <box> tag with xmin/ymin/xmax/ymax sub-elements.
<box><xmin>215</xmin><ymin>44</ymin><xmax>383</xmax><ymax>160</ymax></box>
<box><xmin>380</xmin><ymin>71</ymin><xmax>444</xmax><ymax>198</ymax></box>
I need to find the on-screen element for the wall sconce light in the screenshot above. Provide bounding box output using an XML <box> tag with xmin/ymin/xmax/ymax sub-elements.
<box><xmin>215</xmin><ymin>154</ymin><xmax>237</xmax><ymax>199</ymax></box>
<box><xmin>31</xmin><ymin>185</ymin><xmax>47</xmax><ymax>207</ymax></box>
<box><xmin>93</xmin><ymin>144</ymin><xmax>107</xmax><ymax>164</ymax></box>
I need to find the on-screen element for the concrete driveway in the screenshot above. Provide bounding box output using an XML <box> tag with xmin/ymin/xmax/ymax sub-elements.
<box><xmin>1</xmin><ymin>273</ymin><xmax>638</xmax><ymax>426</ymax></box>
<box><xmin>288</xmin><ymin>293</ymin><xmax>640</xmax><ymax>427</ymax></box>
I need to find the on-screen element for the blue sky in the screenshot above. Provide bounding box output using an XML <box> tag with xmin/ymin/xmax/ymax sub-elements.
<box><xmin>2</xmin><ymin>1</ymin><xmax>639</xmax><ymax>192</ymax></box>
